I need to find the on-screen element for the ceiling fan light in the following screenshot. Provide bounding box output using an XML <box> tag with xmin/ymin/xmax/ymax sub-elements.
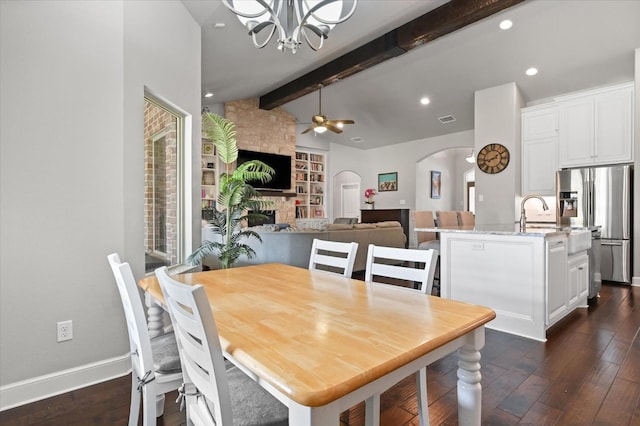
<box><xmin>337</xmin><ymin>122</ymin><xmax>344</xmax><ymax>128</ymax></box>
<box><xmin>314</xmin><ymin>126</ymin><xmax>328</xmax><ymax>134</ymax></box>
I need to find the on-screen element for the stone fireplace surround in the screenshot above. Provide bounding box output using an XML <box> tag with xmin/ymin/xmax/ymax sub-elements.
<box><xmin>225</xmin><ymin>99</ymin><xmax>298</xmax><ymax>225</ymax></box>
<box><xmin>248</xmin><ymin>210</ymin><xmax>276</xmax><ymax>227</ymax></box>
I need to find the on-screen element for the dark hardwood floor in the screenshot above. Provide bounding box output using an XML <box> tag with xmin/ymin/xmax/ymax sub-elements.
<box><xmin>2</xmin><ymin>283</ymin><xmax>640</xmax><ymax>425</ymax></box>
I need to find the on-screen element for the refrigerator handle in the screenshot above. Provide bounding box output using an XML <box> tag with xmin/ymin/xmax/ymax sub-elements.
<box><xmin>587</xmin><ymin>169</ymin><xmax>596</xmax><ymax>226</ymax></box>
<box><xmin>601</xmin><ymin>241</ymin><xmax>623</xmax><ymax>246</ymax></box>
<box><xmin>583</xmin><ymin>170</ymin><xmax>591</xmax><ymax>226</ymax></box>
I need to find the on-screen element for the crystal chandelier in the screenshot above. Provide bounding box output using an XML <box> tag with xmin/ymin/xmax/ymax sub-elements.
<box><xmin>222</xmin><ymin>0</ymin><xmax>358</xmax><ymax>53</ymax></box>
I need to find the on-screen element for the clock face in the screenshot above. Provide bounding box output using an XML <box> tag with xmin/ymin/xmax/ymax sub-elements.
<box><xmin>477</xmin><ymin>143</ymin><xmax>510</xmax><ymax>174</ymax></box>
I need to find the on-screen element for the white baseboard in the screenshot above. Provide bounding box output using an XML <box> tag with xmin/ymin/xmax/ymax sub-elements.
<box><xmin>0</xmin><ymin>353</ymin><xmax>131</xmax><ymax>411</ymax></box>
<box><xmin>632</xmin><ymin>276</ymin><xmax>640</xmax><ymax>286</ymax></box>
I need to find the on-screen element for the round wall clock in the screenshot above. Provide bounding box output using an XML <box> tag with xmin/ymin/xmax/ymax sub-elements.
<box><xmin>477</xmin><ymin>143</ymin><xmax>510</xmax><ymax>174</ymax></box>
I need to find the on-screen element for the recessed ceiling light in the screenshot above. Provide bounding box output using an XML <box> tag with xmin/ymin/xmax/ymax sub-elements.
<box><xmin>499</xmin><ymin>19</ymin><xmax>513</xmax><ymax>30</ymax></box>
<box><xmin>213</xmin><ymin>23</ymin><xmax>226</xmax><ymax>29</ymax></box>
<box><xmin>420</xmin><ymin>97</ymin><xmax>430</xmax><ymax>105</ymax></box>
<box><xmin>525</xmin><ymin>67</ymin><xmax>538</xmax><ymax>76</ymax></box>
<box><xmin>204</xmin><ymin>91</ymin><xmax>214</xmax><ymax>98</ymax></box>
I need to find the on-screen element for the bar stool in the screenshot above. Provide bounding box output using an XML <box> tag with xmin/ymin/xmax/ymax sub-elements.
<box><xmin>414</xmin><ymin>211</ymin><xmax>441</xmax><ymax>295</ymax></box>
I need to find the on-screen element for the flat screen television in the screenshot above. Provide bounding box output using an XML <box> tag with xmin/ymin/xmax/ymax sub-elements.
<box><xmin>237</xmin><ymin>149</ymin><xmax>292</xmax><ymax>191</ymax></box>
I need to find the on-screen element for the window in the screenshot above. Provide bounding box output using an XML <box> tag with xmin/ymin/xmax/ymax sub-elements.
<box><xmin>144</xmin><ymin>95</ymin><xmax>184</xmax><ymax>272</ymax></box>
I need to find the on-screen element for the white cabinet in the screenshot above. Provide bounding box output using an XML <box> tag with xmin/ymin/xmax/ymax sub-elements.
<box><xmin>546</xmin><ymin>237</ymin><xmax>568</xmax><ymax>326</ymax></box>
<box><xmin>558</xmin><ymin>82</ymin><xmax>634</xmax><ymax>168</ymax></box>
<box><xmin>568</xmin><ymin>252</ymin><xmax>589</xmax><ymax>307</ymax></box>
<box><xmin>546</xmin><ymin>240</ymin><xmax>589</xmax><ymax>327</ymax></box>
<box><xmin>521</xmin><ymin>104</ymin><xmax>558</xmax><ymax>195</ymax></box>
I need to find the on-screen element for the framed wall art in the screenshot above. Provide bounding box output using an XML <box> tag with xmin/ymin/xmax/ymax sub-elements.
<box><xmin>431</xmin><ymin>170</ymin><xmax>441</xmax><ymax>199</ymax></box>
<box><xmin>378</xmin><ymin>172</ymin><xmax>398</xmax><ymax>192</ymax></box>
<box><xmin>202</xmin><ymin>142</ymin><xmax>214</xmax><ymax>155</ymax></box>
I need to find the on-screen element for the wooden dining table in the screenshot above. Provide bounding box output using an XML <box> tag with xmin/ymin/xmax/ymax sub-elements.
<box><xmin>139</xmin><ymin>263</ymin><xmax>495</xmax><ymax>426</ymax></box>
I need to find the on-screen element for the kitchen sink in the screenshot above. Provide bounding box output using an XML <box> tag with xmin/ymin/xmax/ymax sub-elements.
<box><xmin>567</xmin><ymin>229</ymin><xmax>591</xmax><ymax>254</ymax></box>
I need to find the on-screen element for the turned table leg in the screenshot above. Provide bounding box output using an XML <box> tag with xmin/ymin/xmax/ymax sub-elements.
<box><xmin>456</xmin><ymin>327</ymin><xmax>485</xmax><ymax>425</ymax></box>
<box><xmin>144</xmin><ymin>292</ymin><xmax>169</xmax><ymax>338</ymax></box>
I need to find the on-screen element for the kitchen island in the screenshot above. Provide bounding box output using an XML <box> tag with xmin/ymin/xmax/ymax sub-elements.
<box><xmin>416</xmin><ymin>225</ymin><xmax>589</xmax><ymax>341</ymax></box>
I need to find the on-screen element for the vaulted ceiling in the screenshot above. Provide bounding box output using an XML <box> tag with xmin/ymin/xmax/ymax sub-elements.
<box><xmin>187</xmin><ymin>0</ymin><xmax>640</xmax><ymax>149</ymax></box>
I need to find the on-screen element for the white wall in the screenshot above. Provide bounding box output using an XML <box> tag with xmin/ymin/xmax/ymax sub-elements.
<box><xmin>473</xmin><ymin>82</ymin><xmax>524</xmax><ymax>226</ymax></box>
<box><xmin>328</xmin><ymin>130</ymin><xmax>474</xmax><ymax>212</ymax></box>
<box><xmin>634</xmin><ymin>47</ymin><xmax>639</xmax><ymax>285</ymax></box>
<box><xmin>0</xmin><ymin>0</ymin><xmax>201</xmax><ymax>408</ymax></box>
<box><xmin>415</xmin><ymin>148</ymin><xmax>471</xmax><ymax>212</ymax></box>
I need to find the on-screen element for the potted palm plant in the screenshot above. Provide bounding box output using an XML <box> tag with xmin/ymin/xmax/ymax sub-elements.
<box><xmin>187</xmin><ymin>113</ymin><xmax>274</xmax><ymax>269</ymax></box>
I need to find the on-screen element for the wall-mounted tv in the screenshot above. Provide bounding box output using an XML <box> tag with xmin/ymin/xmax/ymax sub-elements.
<box><xmin>237</xmin><ymin>149</ymin><xmax>292</xmax><ymax>191</ymax></box>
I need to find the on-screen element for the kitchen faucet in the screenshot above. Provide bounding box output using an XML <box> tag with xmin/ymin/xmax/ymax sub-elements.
<box><xmin>519</xmin><ymin>195</ymin><xmax>549</xmax><ymax>231</ymax></box>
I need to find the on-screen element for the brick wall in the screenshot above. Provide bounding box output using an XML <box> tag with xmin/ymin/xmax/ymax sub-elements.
<box><xmin>225</xmin><ymin>98</ymin><xmax>297</xmax><ymax>225</ymax></box>
<box><xmin>144</xmin><ymin>100</ymin><xmax>178</xmax><ymax>265</ymax></box>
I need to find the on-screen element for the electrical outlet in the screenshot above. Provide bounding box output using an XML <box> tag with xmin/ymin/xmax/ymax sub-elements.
<box><xmin>57</xmin><ymin>320</ymin><xmax>72</xmax><ymax>342</ymax></box>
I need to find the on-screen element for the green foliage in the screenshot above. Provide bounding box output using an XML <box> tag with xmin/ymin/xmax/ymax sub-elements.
<box><xmin>187</xmin><ymin>113</ymin><xmax>274</xmax><ymax>269</ymax></box>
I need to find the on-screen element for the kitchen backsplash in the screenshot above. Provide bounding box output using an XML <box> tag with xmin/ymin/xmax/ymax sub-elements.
<box><xmin>524</xmin><ymin>196</ymin><xmax>557</xmax><ymax>223</ymax></box>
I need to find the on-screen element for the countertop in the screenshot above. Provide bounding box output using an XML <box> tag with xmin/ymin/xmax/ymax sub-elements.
<box><xmin>414</xmin><ymin>224</ymin><xmax>569</xmax><ymax>238</ymax></box>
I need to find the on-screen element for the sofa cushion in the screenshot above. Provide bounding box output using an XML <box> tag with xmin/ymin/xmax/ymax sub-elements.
<box><xmin>353</xmin><ymin>223</ymin><xmax>376</xmax><ymax>229</ymax></box>
<box><xmin>375</xmin><ymin>221</ymin><xmax>401</xmax><ymax>228</ymax></box>
<box><xmin>334</xmin><ymin>217</ymin><xmax>358</xmax><ymax>224</ymax></box>
<box><xmin>326</xmin><ymin>223</ymin><xmax>353</xmax><ymax>231</ymax></box>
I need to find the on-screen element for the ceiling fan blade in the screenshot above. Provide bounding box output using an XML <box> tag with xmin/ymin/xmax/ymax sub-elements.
<box><xmin>325</xmin><ymin>123</ymin><xmax>343</xmax><ymax>133</ymax></box>
<box><xmin>327</xmin><ymin>119</ymin><xmax>355</xmax><ymax>126</ymax></box>
<box><xmin>301</xmin><ymin>123</ymin><xmax>317</xmax><ymax>134</ymax></box>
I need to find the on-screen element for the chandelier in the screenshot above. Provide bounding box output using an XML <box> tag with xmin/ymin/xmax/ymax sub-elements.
<box><xmin>222</xmin><ymin>0</ymin><xmax>358</xmax><ymax>53</ymax></box>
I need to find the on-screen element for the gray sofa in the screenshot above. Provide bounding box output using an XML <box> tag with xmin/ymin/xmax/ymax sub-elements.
<box><xmin>202</xmin><ymin>221</ymin><xmax>406</xmax><ymax>273</ymax></box>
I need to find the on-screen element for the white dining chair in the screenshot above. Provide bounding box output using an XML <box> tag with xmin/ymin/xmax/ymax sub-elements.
<box><xmin>308</xmin><ymin>238</ymin><xmax>359</xmax><ymax>277</ymax></box>
<box><xmin>154</xmin><ymin>267</ymin><xmax>288</xmax><ymax>426</ymax></box>
<box><xmin>364</xmin><ymin>244</ymin><xmax>439</xmax><ymax>426</ymax></box>
<box><xmin>365</xmin><ymin>244</ymin><xmax>438</xmax><ymax>294</ymax></box>
<box><xmin>107</xmin><ymin>253</ymin><xmax>182</xmax><ymax>426</ymax></box>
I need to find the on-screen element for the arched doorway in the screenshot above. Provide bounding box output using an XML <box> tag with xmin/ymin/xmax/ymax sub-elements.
<box><xmin>333</xmin><ymin>171</ymin><xmax>361</xmax><ymax>221</ymax></box>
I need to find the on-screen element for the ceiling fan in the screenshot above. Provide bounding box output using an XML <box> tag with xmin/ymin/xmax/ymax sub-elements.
<box><xmin>301</xmin><ymin>84</ymin><xmax>354</xmax><ymax>135</ymax></box>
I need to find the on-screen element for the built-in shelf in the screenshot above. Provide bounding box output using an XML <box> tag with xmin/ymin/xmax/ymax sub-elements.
<box><xmin>295</xmin><ymin>150</ymin><xmax>326</xmax><ymax>218</ymax></box>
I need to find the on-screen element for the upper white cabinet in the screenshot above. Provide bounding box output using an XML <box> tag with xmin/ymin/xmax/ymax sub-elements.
<box><xmin>521</xmin><ymin>103</ymin><xmax>558</xmax><ymax>195</ymax></box>
<box><xmin>557</xmin><ymin>82</ymin><xmax>634</xmax><ymax>168</ymax></box>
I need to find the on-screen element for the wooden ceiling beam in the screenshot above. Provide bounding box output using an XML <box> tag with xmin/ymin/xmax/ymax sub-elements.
<box><xmin>259</xmin><ymin>31</ymin><xmax>406</xmax><ymax>110</ymax></box>
<box><xmin>259</xmin><ymin>0</ymin><xmax>524</xmax><ymax>110</ymax></box>
<box><xmin>397</xmin><ymin>0</ymin><xmax>525</xmax><ymax>50</ymax></box>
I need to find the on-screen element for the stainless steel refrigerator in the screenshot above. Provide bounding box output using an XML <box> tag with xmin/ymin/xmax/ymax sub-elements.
<box><xmin>557</xmin><ymin>165</ymin><xmax>633</xmax><ymax>284</ymax></box>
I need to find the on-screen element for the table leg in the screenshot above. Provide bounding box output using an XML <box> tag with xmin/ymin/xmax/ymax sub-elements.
<box><xmin>288</xmin><ymin>402</ymin><xmax>336</xmax><ymax>426</ymax></box>
<box><xmin>145</xmin><ymin>292</ymin><xmax>168</xmax><ymax>338</ymax></box>
<box><xmin>364</xmin><ymin>395</ymin><xmax>380</xmax><ymax>426</ymax></box>
<box><xmin>456</xmin><ymin>327</ymin><xmax>485</xmax><ymax>425</ymax></box>
<box><xmin>415</xmin><ymin>367</ymin><xmax>429</xmax><ymax>426</ymax></box>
